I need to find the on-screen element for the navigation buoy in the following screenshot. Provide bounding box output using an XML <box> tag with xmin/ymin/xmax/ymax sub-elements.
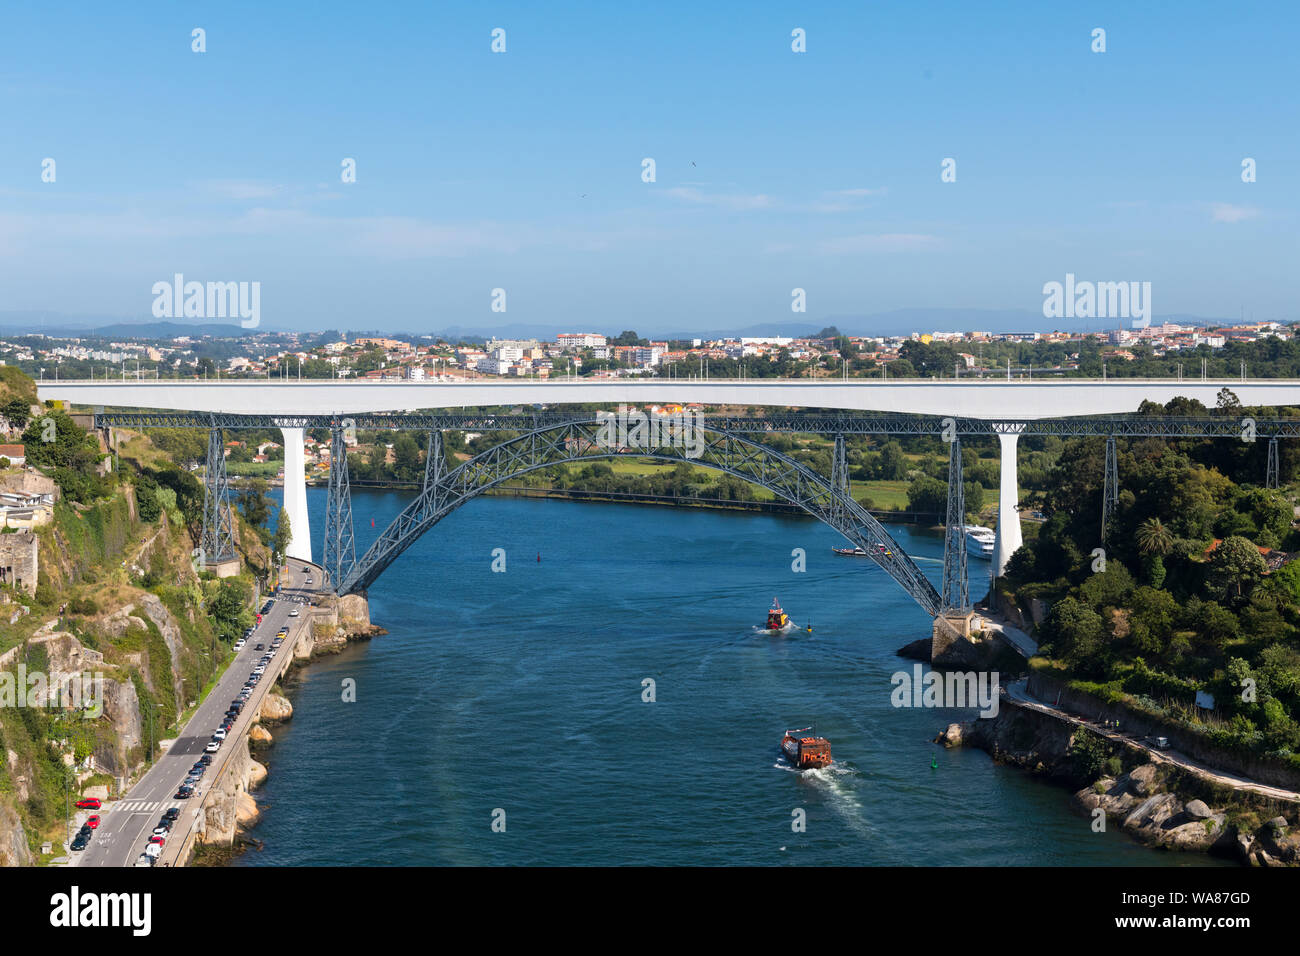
<box><xmin>537</xmin><ymin>552</ymin><xmax>541</xmax><ymax>562</ymax></box>
<box><xmin>931</xmin><ymin>754</ymin><xmax>938</xmax><ymax>770</ymax></box>
<box><xmin>370</xmin><ymin>518</ymin><xmax>375</xmax><ymax>527</ymax></box>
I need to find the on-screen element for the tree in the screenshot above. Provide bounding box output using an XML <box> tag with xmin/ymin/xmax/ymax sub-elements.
<box><xmin>239</xmin><ymin>478</ymin><xmax>274</xmax><ymax>544</ymax></box>
<box><xmin>906</xmin><ymin>475</ymin><xmax>948</xmax><ymax>514</ymax></box>
<box><xmin>1209</xmin><ymin>535</ymin><xmax>1266</xmax><ymax>604</ymax></box>
<box><xmin>876</xmin><ymin>441</ymin><xmax>908</xmax><ymax>481</ymax></box>
<box><xmin>1215</xmin><ymin>387</ymin><xmax>1241</xmax><ymax>412</ymax></box>
<box><xmin>1136</xmin><ymin>517</ymin><xmax>1173</xmax><ymax>556</ymax></box>
<box><xmin>1040</xmin><ymin>597</ymin><xmax>1108</xmax><ymax>676</ymax></box>
<box><xmin>208</xmin><ymin>579</ymin><xmax>252</xmax><ymax>644</ymax></box>
<box><xmin>271</xmin><ymin>508</ymin><xmax>292</xmax><ymax>564</ymax></box>
<box><xmin>2</xmin><ymin>397</ymin><xmax>29</xmax><ymax>428</ymax></box>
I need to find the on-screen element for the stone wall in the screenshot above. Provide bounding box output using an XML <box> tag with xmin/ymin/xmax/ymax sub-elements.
<box><xmin>0</xmin><ymin>532</ymin><xmax>37</xmax><ymax>596</ymax></box>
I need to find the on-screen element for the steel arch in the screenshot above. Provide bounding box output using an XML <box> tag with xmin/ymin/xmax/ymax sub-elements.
<box><xmin>339</xmin><ymin>420</ymin><xmax>942</xmax><ymax>615</ymax></box>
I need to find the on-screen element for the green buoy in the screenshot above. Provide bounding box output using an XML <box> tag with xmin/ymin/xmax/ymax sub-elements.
<box><xmin>931</xmin><ymin>754</ymin><xmax>938</xmax><ymax>770</ymax></box>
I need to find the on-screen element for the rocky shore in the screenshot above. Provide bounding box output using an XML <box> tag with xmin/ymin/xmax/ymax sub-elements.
<box><xmin>187</xmin><ymin>590</ymin><xmax>379</xmax><ymax>864</ymax></box>
<box><xmin>940</xmin><ymin>701</ymin><xmax>1300</xmax><ymax>866</ymax></box>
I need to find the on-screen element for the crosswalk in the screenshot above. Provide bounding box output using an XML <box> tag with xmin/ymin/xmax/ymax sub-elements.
<box><xmin>110</xmin><ymin>800</ymin><xmax>171</xmax><ymax>815</ymax></box>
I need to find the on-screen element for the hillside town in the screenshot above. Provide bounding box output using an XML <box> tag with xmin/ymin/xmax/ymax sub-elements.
<box><xmin>0</xmin><ymin>319</ymin><xmax>1295</xmax><ymax>383</ymax></box>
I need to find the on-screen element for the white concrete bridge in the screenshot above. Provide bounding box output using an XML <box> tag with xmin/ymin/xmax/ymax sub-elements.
<box><xmin>39</xmin><ymin>378</ymin><xmax>1300</xmax><ymax>578</ymax></box>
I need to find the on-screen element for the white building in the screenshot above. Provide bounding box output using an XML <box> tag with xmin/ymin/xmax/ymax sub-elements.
<box><xmin>557</xmin><ymin>333</ymin><xmax>607</xmax><ymax>350</ymax></box>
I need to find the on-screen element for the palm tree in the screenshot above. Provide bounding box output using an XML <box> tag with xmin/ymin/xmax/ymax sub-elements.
<box><xmin>1136</xmin><ymin>517</ymin><xmax>1174</xmax><ymax>556</ymax></box>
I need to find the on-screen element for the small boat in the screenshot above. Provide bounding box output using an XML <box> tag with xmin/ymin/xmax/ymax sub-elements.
<box><xmin>757</xmin><ymin>597</ymin><xmax>796</xmax><ymax>635</ymax></box>
<box><xmin>832</xmin><ymin>542</ymin><xmax>891</xmax><ymax>557</ymax></box>
<box><xmin>781</xmin><ymin>727</ymin><xmax>832</xmax><ymax>769</ymax></box>
<box><xmin>964</xmin><ymin>526</ymin><xmax>995</xmax><ymax>558</ymax></box>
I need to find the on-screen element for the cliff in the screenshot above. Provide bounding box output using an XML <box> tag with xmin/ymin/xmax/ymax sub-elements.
<box><xmin>943</xmin><ymin>700</ymin><xmax>1300</xmax><ymax>865</ymax></box>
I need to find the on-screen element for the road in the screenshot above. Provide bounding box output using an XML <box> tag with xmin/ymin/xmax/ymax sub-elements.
<box><xmin>68</xmin><ymin>559</ymin><xmax>320</xmax><ymax>867</ymax></box>
<box><xmin>1003</xmin><ymin>678</ymin><xmax>1300</xmax><ymax>805</ymax></box>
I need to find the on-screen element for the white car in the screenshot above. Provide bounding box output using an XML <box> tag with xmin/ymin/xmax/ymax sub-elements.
<box><xmin>288</xmin><ymin>609</ymin><xmax>299</xmax><ymax>617</ymax></box>
<box><xmin>233</xmin><ymin>641</ymin><xmax>245</xmax><ymax>651</ymax></box>
<box><xmin>144</xmin><ymin>842</ymin><xmax>162</xmax><ymax>859</ymax></box>
<box><xmin>152</xmin><ymin>825</ymin><xmax>170</xmax><ymax>837</ymax></box>
<box><xmin>253</xmin><ymin>666</ymin><xmax>265</xmax><ymax>676</ymax></box>
<box><xmin>205</xmin><ymin>740</ymin><xmax>221</xmax><ymax>753</ymax></box>
<box><xmin>213</xmin><ymin>728</ymin><xmax>227</xmax><ymax>740</ymax></box>
<box><xmin>134</xmin><ymin>854</ymin><xmax>154</xmax><ymax>867</ymax></box>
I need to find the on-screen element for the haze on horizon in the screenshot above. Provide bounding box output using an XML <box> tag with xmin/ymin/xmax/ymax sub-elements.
<box><xmin>1</xmin><ymin>1</ymin><xmax>1295</xmax><ymax>336</ymax></box>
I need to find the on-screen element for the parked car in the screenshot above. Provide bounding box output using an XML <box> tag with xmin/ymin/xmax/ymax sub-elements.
<box><xmin>70</xmin><ymin>834</ymin><xmax>89</xmax><ymax>851</ymax></box>
<box><xmin>288</xmin><ymin>608</ymin><xmax>299</xmax><ymax>617</ymax></box>
<box><xmin>205</xmin><ymin>740</ymin><xmax>221</xmax><ymax>753</ymax></box>
<box><xmin>175</xmin><ymin>784</ymin><xmax>195</xmax><ymax>799</ymax></box>
<box><xmin>85</xmin><ymin>815</ymin><xmax>100</xmax><ymax>829</ymax></box>
<box><xmin>133</xmin><ymin>854</ymin><xmax>153</xmax><ymax>867</ymax></box>
<box><xmin>144</xmin><ymin>842</ymin><xmax>162</xmax><ymax>859</ymax></box>
<box><xmin>75</xmin><ymin>797</ymin><xmax>101</xmax><ymax>810</ymax></box>
<box><xmin>152</xmin><ymin>825</ymin><xmax>171</xmax><ymax>838</ymax></box>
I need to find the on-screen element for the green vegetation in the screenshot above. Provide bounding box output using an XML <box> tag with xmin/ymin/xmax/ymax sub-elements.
<box><xmin>1005</xmin><ymin>397</ymin><xmax>1300</xmax><ymax>770</ymax></box>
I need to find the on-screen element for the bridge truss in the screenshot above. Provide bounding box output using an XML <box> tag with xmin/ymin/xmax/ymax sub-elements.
<box><xmin>98</xmin><ymin>407</ymin><xmax>1297</xmax><ymax>616</ymax></box>
<box><xmin>335</xmin><ymin>419</ymin><xmax>943</xmax><ymax>615</ymax></box>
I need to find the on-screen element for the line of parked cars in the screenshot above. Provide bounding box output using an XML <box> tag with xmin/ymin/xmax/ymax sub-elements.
<box><xmin>69</xmin><ymin>811</ymin><xmax>100</xmax><ymax>851</ymax></box>
<box><xmin>137</xmin><ymin>597</ymin><xmax>296</xmax><ymax>864</ymax></box>
<box><xmin>134</xmin><ymin>806</ymin><xmax>180</xmax><ymax>866</ymax></box>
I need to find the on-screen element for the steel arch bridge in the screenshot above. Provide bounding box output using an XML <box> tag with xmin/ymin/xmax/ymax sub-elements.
<box><xmin>334</xmin><ymin>418</ymin><xmax>944</xmax><ymax>615</ymax></box>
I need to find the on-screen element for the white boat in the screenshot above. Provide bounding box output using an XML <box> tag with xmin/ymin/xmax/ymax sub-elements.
<box><xmin>964</xmin><ymin>526</ymin><xmax>996</xmax><ymax>558</ymax></box>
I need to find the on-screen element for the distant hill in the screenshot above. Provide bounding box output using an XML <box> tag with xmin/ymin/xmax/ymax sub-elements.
<box><xmin>0</xmin><ymin>309</ymin><xmax>1264</xmax><ymax>343</ymax></box>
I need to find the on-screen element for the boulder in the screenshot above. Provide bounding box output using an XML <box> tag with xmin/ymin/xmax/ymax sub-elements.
<box><xmin>1126</xmin><ymin>763</ymin><xmax>1159</xmax><ymax>796</ymax></box>
<box><xmin>260</xmin><ymin>693</ymin><xmax>293</xmax><ymax>722</ymax></box>
<box><xmin>249</xmin><ymin>724</ymin><xmax>273</xmax><ymax>745</ymax></box>
<box><xmin>235</xmin><ymin>792</ymin><xmax>259</xmax><ymax>827</ymax></box>
<box><xmin>939</xmin><ymin>723</ymin><xmax>964</xmax><ymax>748</ymax></box>
<box><xmin>1184</xmin><ymin>799</ymin><xmax>1212</xmax><ymax>820</ymax></box>
<box><xmin>247</xmin><ymin>759</ymin><xmax>268</xmax><ymax>789</ymax></box>
<box><xmin>1123</xmin><ymin>792</ymin><xmax>1178</xmax><ymax>830</ymax></box>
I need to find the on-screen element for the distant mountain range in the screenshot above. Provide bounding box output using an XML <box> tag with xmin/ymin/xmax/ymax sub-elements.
<box><xmin>0</xmin><ymin>309</ymin><xmax>1275</xmax><ymax>343</ymax></box>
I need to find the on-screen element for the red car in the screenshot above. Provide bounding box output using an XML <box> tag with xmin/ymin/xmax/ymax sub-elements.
<box><xmin>85</xmin><ymin>815</ymin><xmax>100</xmax><ymax>829</ymax></box>
<box><xmin>148</xmin><ymin>835</ymin><xmax>166</xmax><ymax>845</ymax></box>
<box><xmin>75</xmin><ymin>798</ymin><xmax>101</xmax><ymax>810</ymax></box>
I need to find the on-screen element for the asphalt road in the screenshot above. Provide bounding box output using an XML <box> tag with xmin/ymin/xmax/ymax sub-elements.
<box><xmin>69</xmin><ymin>559</ymin><xmax>319</xmax><ymax>868</ymax></box>
<box><xmin>1003</xmin><ymin>678</ymin><xmax>1300</xmax><ymax>805</ymax></box>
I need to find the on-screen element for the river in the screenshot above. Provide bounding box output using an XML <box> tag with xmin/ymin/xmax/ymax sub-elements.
<box><xmin>236</xmin><ymin>488</ymin><xmax>1225</xmax><ymax>866</ymax></box>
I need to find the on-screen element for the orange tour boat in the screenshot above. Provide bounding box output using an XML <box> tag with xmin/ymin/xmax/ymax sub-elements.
<box><xmin>781</xmin><ymin>727</ymin><xmax>832</xmax><ymax>769</ymax></box>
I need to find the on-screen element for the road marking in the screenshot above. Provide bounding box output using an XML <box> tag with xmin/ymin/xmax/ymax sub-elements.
<box><xmin>112</xmin><ymin>800</ymin><xmax>164</xmax><ymax>814</ymax></box>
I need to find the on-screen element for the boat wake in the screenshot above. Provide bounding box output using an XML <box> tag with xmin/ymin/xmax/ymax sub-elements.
<box><xmin>774</xmin><ymin>758</ymin><xmax>874</xmax><ymax>837</ymax></box>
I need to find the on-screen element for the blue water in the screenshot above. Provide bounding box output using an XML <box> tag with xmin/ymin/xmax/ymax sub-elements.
<box><xmin>237</xmin><ymin>489</ymin><xmax>1226</xmax><ymax>866</ymax></box>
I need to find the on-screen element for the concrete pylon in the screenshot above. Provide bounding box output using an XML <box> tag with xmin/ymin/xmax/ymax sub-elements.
<box><xmin>280</xmin><ymin>426</ymin><xmax>312</xmax><ymax>563</ymax></box>
<box><xmin>993</xmin><ymin>430</ymin><xmax>1023</xmax><ymax>578</ymax></box>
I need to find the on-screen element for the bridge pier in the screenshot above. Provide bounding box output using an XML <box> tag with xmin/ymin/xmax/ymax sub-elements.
<box><xmin>941</xmin><ymin>436</ymin><xmax>969</xmax><ymax>611</ymax></box>
<box><xmin>993</xmin><ymin>430</ymin><xmax>1023</xmax><ymax>578</ymax></box>
<box><xmin>323</xmin><ymin>425</ymin><xmax>356</xmax><ymax>589</ymax></box>
<box><xmin>1102</xmin><ymin>436</ymin><xmax>1119</xmax><ymax>539</ymax></box>
<box><xmin>201</xmin><ymin>427</ymin><xmax>237</xmax><ymax>572</ymax></box>
<box><xmin>280</xmin><ymin>427</ymin><xmax>312</xmax><ymax>563</ymax></box>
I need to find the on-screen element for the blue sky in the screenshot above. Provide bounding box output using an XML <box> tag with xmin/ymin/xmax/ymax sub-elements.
<box><xmin>1</xmin><ymin>1</ymin><xmax>1296</xmax><ymax>335</ymax></box>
